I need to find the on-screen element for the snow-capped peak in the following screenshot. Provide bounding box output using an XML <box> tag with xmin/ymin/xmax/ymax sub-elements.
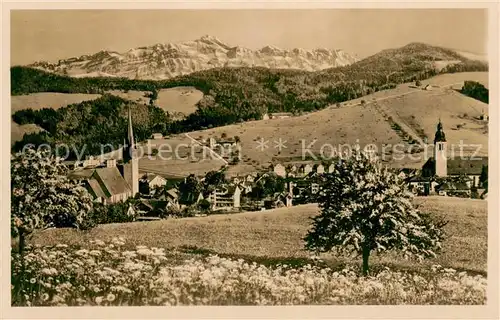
<box><xmin>28</xmin><ymin>36</ymin><xmax>359</xmax><ymax>80</ymax></box>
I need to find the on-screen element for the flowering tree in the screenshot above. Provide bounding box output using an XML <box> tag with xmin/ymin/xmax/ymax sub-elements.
<box><xmin>11</xmin><ymin>148</ymin><xmax>95</xmax><ymax>254</ymax></box>
<box><xmin>304</xmin><ymin>151</ymin><xmax>446</xmax><ymax>275</ymax></box>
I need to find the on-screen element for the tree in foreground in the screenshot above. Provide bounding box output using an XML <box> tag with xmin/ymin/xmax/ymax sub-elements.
<box><xmin>11</xmin><ymin>148</ymin><xmax>95</xmax><ymax>254</ymax></box>
<box><xmin>304</xmin><ymin>151</ymin><xmax>447</xmax><ymax>276</ymax></box>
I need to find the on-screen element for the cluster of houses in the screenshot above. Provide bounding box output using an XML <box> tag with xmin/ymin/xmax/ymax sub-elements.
<box><xmin>65</xmin><ymin>108</ymin><xmax>487</xmax><ymax>220</ymax></box>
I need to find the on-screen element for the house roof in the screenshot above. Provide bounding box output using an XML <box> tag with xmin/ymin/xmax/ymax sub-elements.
<box><xmin>166</xmin><ymin>188</ymin><xmax>179</xmax><ymax>199</ymax></box>
<box><xmin>138</xmin><ymin>199</ymin><xmax>154</xmax><ymax>210</ymax></box>
<box><xmin>139</xmin><ymin>170</ymin><xmax>186</xmax><ymax>180</ymax></box>
<box><xmin>142</xmin><ymin>172</ymin><xmax>157</xmax><ymax>182</ymax></box>
<box><xmin>94</xmin><ymin>167</ymin><xmax>131</xmax><ymax>197</ymax></box>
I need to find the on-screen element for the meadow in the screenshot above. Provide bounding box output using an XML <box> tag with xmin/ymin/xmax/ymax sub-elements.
<box><xmin>106</xmin><ymin>87</ymin><xmax>203</xmax><ymax>117</ymax></box>
<box><xmin>14</xmin><ymin>196</ymin><xmax>487</xmax><ymax>306</ymax></box>
<box><xmin>10</xmin><ymin>92</ymin><xmax>101</xmax><ymax>144</ymax></box>
<box><xmin>30</xmin><ymin>196</ymin><xmax>487</xmax><ymax>275</ymax></box>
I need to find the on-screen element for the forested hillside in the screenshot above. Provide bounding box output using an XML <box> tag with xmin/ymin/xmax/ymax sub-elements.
<box><xmin>12</xmin><ymin>95</ymin><xmax>170</xmax><ymax>158</ymax></box>
<box><xmin>11</xmin><ymin>42</ymin><xmax>488</xmax><ymax>156</ymax></box>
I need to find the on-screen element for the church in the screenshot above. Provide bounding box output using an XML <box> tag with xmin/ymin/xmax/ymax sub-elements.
<box><xmin>68</xmin><ymin>106</ymin><xmax>140</xmax><ymax>204</ymax></box>
<box><xmin>409</xmin><ymin>120</ymin><xmax>488</xmax><ymax>196</ymax></box>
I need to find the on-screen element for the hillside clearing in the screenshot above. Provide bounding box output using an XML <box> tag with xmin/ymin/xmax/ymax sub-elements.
<box><xmin>31</xmin><ymin>196</ymin><xmax>487</xmax><ymax>275</ymax></box>
<box><xmin>10</xmin><ymin>93</ymin><xmax>102</xmax><ymax>144</ymax></box>
<box><xmin>156</xmin><ymin>87</ymin><xmax>203</xmax><ymax>117</ymax></box>
<box><xmin>105</xmin><ymin>90</ymin><xmax>150</xmax><ymax>105</ymax></box>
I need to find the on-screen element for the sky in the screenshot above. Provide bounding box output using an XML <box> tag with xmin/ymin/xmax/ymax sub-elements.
<box><xmin>10</xmin><ymin>9</ymin><xmax>488</xmax><ymax>66</ymax></box>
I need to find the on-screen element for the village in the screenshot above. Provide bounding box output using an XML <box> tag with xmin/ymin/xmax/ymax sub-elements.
<box><xmin>63</xmin><ymin>107</ymin><xmax>488</xmax><ymax>221</ymax></box>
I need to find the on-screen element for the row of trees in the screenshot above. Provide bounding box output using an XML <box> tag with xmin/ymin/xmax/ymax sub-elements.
<box><xmin>461</xmin><ymin>81</ymin><xmax>489</xmax><ymax>104</ymax></box>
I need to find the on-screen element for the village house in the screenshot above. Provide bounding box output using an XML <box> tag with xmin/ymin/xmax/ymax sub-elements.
<box><xmin>78</xmin><ymin>156</ymin><xmax>101</xmax><ymax>169</ymax></box>
<box><xmin>436</xmin><ymin>181</ymin><xmax>471</xmax><ymax>197</ymax></box>
<box><xmin>297</xmin><ymin>163</ymin><xmax>313</xmax><ymax>177</ymax></box>
<box><xmin>270</xmin><ymin>161</ymin><xmax>330</xmax><ymax>178</ymax></box>
<box><xmin>207</xmin><ymin>185</ymin><xmax>241</xmax><ymax>211</ymax></box>
<box><xmin>158</xmin><ymin>188</ymin><xmax>181</xmax><ymax>210</ymax></box>
<box><xmin>315</xmin><ymin>163</ymin><xmax>325</xmax><ymax>174</ymax></box>
<box><xmin>140</xmin><ymin>173</ymin><xmax>168</xmax><ymax>190</ymax></box>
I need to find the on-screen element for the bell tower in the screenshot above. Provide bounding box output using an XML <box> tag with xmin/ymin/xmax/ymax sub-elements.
<box><xmin>122</xmin><ymin>106</ymin><xmax>139</xmax><ymax>196</ymax></box>
<box><xmin>433</xmin><ymin>119</ymin><xmax>447</xmax><ymax>177</ymax></box>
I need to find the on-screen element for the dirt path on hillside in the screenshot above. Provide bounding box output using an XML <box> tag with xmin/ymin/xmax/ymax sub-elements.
<box><xmin>341</xmin><ymin>81</ymin><xmax>466</xmax><ymax>148</ymax></box>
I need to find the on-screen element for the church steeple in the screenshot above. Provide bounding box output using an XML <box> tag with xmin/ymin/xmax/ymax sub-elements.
<box><xmin>434</xmin><ymin>119</ymin><xmax>446</xmax><ymax>144</ymax></box>
<box><xmin>123</xmin><ymin>105</ymin><xmax>136</xmax><ymax>163</ymax></box>
<box><xmin>120</xmin><ymin>105</ymin><xmax>139</xmax><ymax>196</ymax></box>
<box><xmin>433</xmin><ymin>119</ymin><xmax>447</xmax><ymax>177</ymax></box>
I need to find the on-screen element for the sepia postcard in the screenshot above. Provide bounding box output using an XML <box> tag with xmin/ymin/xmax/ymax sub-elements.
<box><xmin>1</xmin><ymin>2</ymin><xmax>499</xmax><ymax>319</ymax></box>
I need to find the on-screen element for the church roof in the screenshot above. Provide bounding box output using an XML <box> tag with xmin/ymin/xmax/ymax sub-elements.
<box><xmin>422</xmin><ymin>157</ymin><xmax>488</xmax><ymax>176</ymax></box>
<box><xmin>68</xmin><ymin>167</ymin><xmax>131</xmax><ymax>199</ymax></box>
<box><xmin>447</xmin><ymin>158</ymin><xmax>488</xmax><ymax>175</ymax></box>
<box><xmin>94</xmin><ymin>167</ymin><xmax>131</xmax><ymax>197</ymax></box>
<box><xmin>86</xmin><ymin>178</ymin><xmax>107</xmax><ymax>199</ymax></box>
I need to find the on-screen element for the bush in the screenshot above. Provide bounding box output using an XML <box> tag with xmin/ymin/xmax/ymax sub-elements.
<box><xmin>90</xmin><ymin>202</ymin><xmax>136</xmax><ymax>225</ymax></box>
<box><xmin>198</xmin><ymin>199</ymin><xmax>212</xmax><ymax>212</ymax></box>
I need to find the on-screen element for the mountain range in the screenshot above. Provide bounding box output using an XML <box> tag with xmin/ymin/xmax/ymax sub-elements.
<box><xmin>28</xmin><ymin>35</ymin><xmax>359</xmax><ymax>80</ymax></box>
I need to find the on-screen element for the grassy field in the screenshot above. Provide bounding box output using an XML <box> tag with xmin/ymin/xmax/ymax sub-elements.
<box><xmin>31</xmin><ymin>196</ymin><xmax>487</xmax><ymax>275</ymax></box>
<box><xmin>379</xmin><ymin>89</ymin><xmax>488</xmax><ymax>152</ymax></box>
<box><xmin>156</xmin><ymin>87</ymin><xmax>203</xmax><ymax>117</ymax></box>
<box><xmin>106</xmin><ymin>87</ymin><xmax>203</xmax><ymax>118</ymax></box>
<box><xmin>137</xmin><ymin>134</ymin><xmax>226</xmax><ymax>177</ymax></box>
<box><xmin>10</xmin><ymin>93</ymin><xmax>101</xmax><ymax>144</ymax></box>
<box><xmin>105</xmin><ymin>90</ymin><xmax>150</xmax><ymax>105</ymax></box>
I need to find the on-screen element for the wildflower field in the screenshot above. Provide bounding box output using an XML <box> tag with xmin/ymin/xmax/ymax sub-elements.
<box><xmin>12</xmin><ymin>238</ymin><xmax>486</xmax><ymax>306</ymax></box>
<box><xmin>13</xmin><ymin>196</ymin><xmax>487</xmax><ymax>305</ymax></box>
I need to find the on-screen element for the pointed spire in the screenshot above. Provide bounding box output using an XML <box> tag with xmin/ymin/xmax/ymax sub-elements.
<box><xmin>127</xmin><ymin>105</ymin><xmax>135</xmax><ymax>149</ymax></box>
<box><xmin>123</xmin><ymin>105</ymin><xmax>136</xmax><ymax>162</ymax></box>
